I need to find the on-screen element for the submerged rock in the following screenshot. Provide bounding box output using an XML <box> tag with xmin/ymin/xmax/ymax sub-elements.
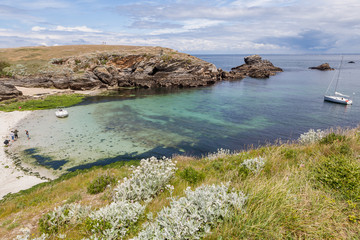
<box><xmin>229</xmin><ymin>55</ymin><xmax>283</xmax><ymax>78</ymax></box>
<box><xmin>309</xmin><ymin>63</ymin><xmax>334</xmax><ymax>71</ymax></box>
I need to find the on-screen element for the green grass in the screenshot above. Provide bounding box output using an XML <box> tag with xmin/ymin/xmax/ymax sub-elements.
<box><xmin>0</xmin><ymin>94</ymin><xmax>85</xmax><ymax>112</ymax></box>
<box><xmin>0</xmin><ymin>128</ymin><xmax>360</xmax><ymax>239</ymax></box>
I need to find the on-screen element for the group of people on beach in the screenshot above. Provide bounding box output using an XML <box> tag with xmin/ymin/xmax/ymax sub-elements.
<box><xmin>3</xmin><ymin>129</ymin><xmax>30</xmax><ymax>147</ymax></box>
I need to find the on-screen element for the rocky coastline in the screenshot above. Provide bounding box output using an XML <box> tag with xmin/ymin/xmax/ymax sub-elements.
<box><xmin>0</xmin><ymin>47</ymin><xmax>282</xmax><ymax>101</ymax></box>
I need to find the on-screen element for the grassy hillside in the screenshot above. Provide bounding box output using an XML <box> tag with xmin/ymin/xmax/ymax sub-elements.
<box><xmin>1</xmin><ymin>127</ymin><xmax>360</xmax><ymax>239</ymax></box>
<box><xmin>0</xmin><ymin>45</ymin><xmax>201</xmax><ymax>77</ymax></box>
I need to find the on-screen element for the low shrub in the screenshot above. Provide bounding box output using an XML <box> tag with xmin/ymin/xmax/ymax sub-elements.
<box><xmin>134</xmin><ymin>183</ymin><xmax>247</xmax><ymax>239</ymax></box>
<box><xmin>206</xmin><ymin>148</ymin><xmax>231</xmax><ymax>161</ymax></box>
<box><xmin>319</xmin><ymin>133</ymin><xmax>346</xmax><ymax>145</ymax></box>
<box><xmin>0</xmin><ymin>60</ymin><xmax>11</xmax><ymax>76</ymax></box>
<box><xmin>312</xmin><ymin>156</ymin><xmax>360</xmax><ymax>200</ymax></box>
<box><xmin>298</xmin><ymin>129</ymin><xmax>326</xmax><ymax>144</ymax></box>
<box><xmin>113</xmin><ymin>156</ymin><xmax>177</xmax><ymax>202</ymax></box>
<box><xmin>241</xmin><ymin>157</ymin><xmax>266</xmax><ymax>173</ymax></box>
<box><xmin>179</xmin><ymin>167</ymin><xmax>205</xmax><ymax>184</ymax></box>
<box><xmin>39</xmin><ymin>203</ymin><xmax>91</xmax><ymax>234</ymax></box>
<box><xmin>87</xmin><ymin>174</ymin><xmax>116</xmax><ymax>194</ymax></box>
<box><xmin>281</xmin><ymin>148</ymin><xmax>298</xmax><ymax>159</ymax></box>
<box><xmin>85</xmin><ymin>201</ymin><xmax>145</xmax><ymax>239</ymax></box>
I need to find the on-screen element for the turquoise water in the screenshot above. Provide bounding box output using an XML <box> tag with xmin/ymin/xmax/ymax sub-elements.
<box><xmin>12</xmin><ymin>54</ymin><xmax>360</xmax><ymax>173</ymax></box>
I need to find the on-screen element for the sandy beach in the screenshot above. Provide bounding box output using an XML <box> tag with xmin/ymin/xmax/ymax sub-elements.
<box><xmin>0</xmin><ymin>110</ymin><xmax>49</xmax><ymax>199</ymax></box>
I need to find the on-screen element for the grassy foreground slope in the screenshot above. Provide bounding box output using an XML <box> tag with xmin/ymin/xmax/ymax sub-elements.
<box><xmin>0</xmin><ymin>127</ymin><xmax>360</xmax><ymax>239</ymax></box>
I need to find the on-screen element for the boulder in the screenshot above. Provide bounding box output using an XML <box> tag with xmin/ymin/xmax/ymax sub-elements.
<box><xmin>69</xmin><ymin>76</ymin><xmax>104</xmax><ymax>90</ymax></box>
<box><xmin>309</xmin><ymin>63</ymin><xmax>334</xmax><ymax>71</ymax></box>
<box><xmin>244</xmin><ymin>55</ymin><xmax>263</xmax><ymax>65</ymax></box>
<box><xmin>93</xmin><ymin>66</ymin><xmax>114</xmax><ymax>85</ymax></box>
<box><xmin>51</xmin><ymin>77</ymin><xmax>70</xmax><ymax>89</ymax></box>
<box><xmin>230</xmin><ymin>55</ymin><xmax>283</xmax><ymax>78</ymax></box>
<box><xmin>0</xmin><ymin>82</ymin><xmax>23</xmax><ymax>101</ymax></box>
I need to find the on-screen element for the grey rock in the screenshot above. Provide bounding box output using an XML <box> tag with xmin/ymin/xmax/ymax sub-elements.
<box><xmin>230</xmin><ymin>55</ymin><xmax>283</xmax><ymax>78</ymax></box>
<box><xmin>0</xmin><ymin>82</ymin><xmax>23</xmax><ymax>101</ymax></box>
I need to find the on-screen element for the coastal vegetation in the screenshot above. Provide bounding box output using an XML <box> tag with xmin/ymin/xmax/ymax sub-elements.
<box><xmin>0</xmin><ymin>127</ymin><xmax>359</xmax><ymax>239</ymax></box>
<box><xmin>0</xmin><ymin>94</ymin><xmax>85</xmax><ymax>112</ymax></box>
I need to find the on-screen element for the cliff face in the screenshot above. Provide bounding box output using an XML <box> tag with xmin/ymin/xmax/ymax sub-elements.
<box><xmin>2</xmin><ymin>52</ymin><xmax>226</xmax><ymax>92</ymax></box>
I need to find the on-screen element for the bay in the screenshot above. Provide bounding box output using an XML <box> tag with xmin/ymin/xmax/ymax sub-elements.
<box><xmin>12</xmin><ymin>54</ymin><xmax>360</xmax><ymax>173</ymax></box>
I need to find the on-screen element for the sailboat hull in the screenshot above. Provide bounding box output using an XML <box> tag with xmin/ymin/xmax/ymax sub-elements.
<box><xmin>324</xmin><ymin>95</ymin><xmax>352</xmax><ymax>105</ymax></box>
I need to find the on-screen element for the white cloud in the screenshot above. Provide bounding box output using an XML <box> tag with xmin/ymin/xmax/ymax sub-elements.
<box><xmin>31</xmin><ymin>25</ymin><xmax>102</xmax><ymax>33</ymax></box>
<box><xmin>183</xmin><ymin>19</ymin><xmax>223</xmax><ymax>30</ymax></box>
<box><xmin>149</xmin><ymin>19</ymin><xmax>223</xmax><ymax>35</ymax></box>
<box><xmin>53</xmin><ymin>25</ymin><xmax>102</xmax><ymax>33</ymax></box>
<box><xmin>32</xmin><ymin>26</ymin><xmax>46</xmax><ymax>32</ymax></box>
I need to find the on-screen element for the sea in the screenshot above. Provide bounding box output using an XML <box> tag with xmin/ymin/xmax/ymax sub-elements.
<box><xmin>11</xmin><ymin>54</ymin><xmax>360</xmax><ymax>174</ymax></box>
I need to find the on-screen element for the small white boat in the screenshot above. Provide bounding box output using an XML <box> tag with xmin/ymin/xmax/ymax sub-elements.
<box><xmin>324</xmin><ymin>93</ymin><xmax>352</xmax><ymax>105</ymax></box>
<box><xmin>323</xmin><ymin>57</ymin><xmax>353</xmax><ymax>105</ymax></box>
<box><xmin>55</xmin><ymin>107</ymin><xmax>69</xmax><ymax>118</ymax></box>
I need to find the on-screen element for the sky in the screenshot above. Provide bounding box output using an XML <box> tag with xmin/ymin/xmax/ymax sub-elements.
<box><xmin>0</xmin><ymin>0</ymin><xmax>360</xmax><ymax>54</ymax></box>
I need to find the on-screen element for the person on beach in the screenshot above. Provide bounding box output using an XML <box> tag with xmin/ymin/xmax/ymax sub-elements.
<box><xmin>14</xmin><ymin>129</ymin><xmax>19</xmax><ymax>140</ymax></box>
<box><xmin>25</xmin><ymin>130</ymin><xmax>30</xmax><ymax>139</ymax></box>
<box><xmin>10</xmin><ymin>131</ymin><xmax>15</xmax><ymax>141</ymax></box>
<box><xmin>3</xmin><ymin>139</ymin><xmax>10</xmax><ymax>147</ymax></box>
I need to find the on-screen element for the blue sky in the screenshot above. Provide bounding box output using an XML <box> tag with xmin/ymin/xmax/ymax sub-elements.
<box><xmin>1</xmin><ymin>0</ymin><xmax>360</xmax><ymax>53</ymax></box>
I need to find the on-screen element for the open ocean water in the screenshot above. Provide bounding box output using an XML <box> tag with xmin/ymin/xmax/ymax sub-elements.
<box><xmin>12</xmin><ymin>54</ymin><xmax>360</xmax><ymax>173</ymax></box>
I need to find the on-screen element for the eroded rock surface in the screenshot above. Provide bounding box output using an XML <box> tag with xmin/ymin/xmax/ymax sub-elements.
<box><xmin>309</xmin><ymin>63</ymin><xmax>334</xmax><ymax>71</ymax></box>
<box><xmin>0</xmin><ymin>82</ymin><xmax>22</xmax><ymax>101</ymax></box>
<box><xmin>230</xmin><ymin>55</ymin><xmax>283</xmax><ymax>78</ymax></box>
<box><xmin>0</xmin><ymin>51</ymin><xmax>283</xmax><ymax>101</ymax></box>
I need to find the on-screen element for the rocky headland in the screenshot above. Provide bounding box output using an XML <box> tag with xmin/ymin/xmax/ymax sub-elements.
<box><xmin>0</xmin><ymin>45</ymin><xmax>283</xmax><ymax>101</ymax></box>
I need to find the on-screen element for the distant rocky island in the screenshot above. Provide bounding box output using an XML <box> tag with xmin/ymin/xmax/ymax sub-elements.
<box><xmin>0</xmin><ymin>45</ymin><xmax>282</xmax><ymax>101</ymax></box>
<box><xmin>308</xmin><ymin>63</ymin><xmax>334</xmax><ymax>71</ymax></box>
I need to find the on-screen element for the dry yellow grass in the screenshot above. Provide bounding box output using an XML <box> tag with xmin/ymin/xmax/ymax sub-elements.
<box><xmin>0</xmin><ymin>45</ymin><xmax>198</xmax><ymax>64</ymax></box>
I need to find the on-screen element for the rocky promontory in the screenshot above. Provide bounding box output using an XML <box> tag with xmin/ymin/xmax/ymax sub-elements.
<box><xmin>0</xmin><ymin>46</ymin><xmax>283</xmax><ymax>101</ymax></box>
<box><xmin>229</xmin><ymin>55</ymin><xmax>283</xmax><ymax>78</ymax></box>
<box><xmin>309</xmin><ymin>63</ymin><xmax>334</xmax><ymax>71</ymax></box>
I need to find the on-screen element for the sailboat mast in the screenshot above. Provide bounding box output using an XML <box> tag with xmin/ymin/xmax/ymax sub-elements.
<box><xmin>334</xmin><ymin>56</ymin><xmax>343</xmax><ymax>93</ymax></box>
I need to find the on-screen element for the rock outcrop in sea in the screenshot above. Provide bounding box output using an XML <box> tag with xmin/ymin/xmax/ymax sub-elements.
<box><xmin>229</xmin><ymin>55</ymin><xmax>283</xmax><ymax>78</ymax></box>
<box><xmin>308</xmin><ymin>63</ymin><xmax>334</xmax><ymax>71</ymax></box>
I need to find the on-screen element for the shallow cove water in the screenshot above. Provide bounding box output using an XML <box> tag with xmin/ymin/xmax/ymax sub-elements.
<box><xmin>13</xmin><ymin>54</ymin><xmax>360</xmax><ymax>173</ymax></box>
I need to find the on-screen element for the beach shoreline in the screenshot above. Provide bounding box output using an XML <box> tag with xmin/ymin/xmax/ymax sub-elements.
<box><xmin>0</xmin><ymin>110</ymin><xmax>51</xmax><ymax>199</ymax></box>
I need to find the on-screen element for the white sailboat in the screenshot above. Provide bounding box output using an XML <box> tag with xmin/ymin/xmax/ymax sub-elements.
<box><xmin>324</xmin><ymin>57</ymin><xmax>352</xmax><ymax>105</ymax></box>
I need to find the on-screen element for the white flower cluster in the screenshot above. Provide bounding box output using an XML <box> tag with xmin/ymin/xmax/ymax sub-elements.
<box><xmin>87</xmin><ymin>201</ymin><xmax>145</xmax><ymax>239</ymax></box>
<box><xmin>113</xmin><ymin>156</ymin><xmax>177</xmax><ymax>202</ymax></box>
<box><xmin>133</xmin><ymin>183</ymin><xmax>247</xmax><ymax>240</ymax></box>
<box><xmin>298</xmin><ymin>129</ymin><xmax>326</xmax><ymax>144</ymax></box>
<box><xmin>206</xmin><ymin>148</ymin><xmax>231</xmax><ymax>161</ymax></box>
<box><xmin>241</xmin><ymin>157</ymin><xmax>266</xmax><ymax>173</ymax></box>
